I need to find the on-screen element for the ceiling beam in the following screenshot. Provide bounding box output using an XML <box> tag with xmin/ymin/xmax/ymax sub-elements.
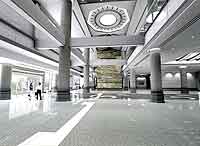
<box><xmin>71</xmin><ymin>49</ymin><xmax>85</xmax><ymax>64</ymax></box>
<box><xmin>71</xmin><ymin>34</ymin><xmax>145</xmax><ymax>48</ymax></box>
<box><xmin>127</xmin><ymin>0</ymin><xmax>148</xmax><ymax>35</ymax></box>
<box><xmin>91</xmin><ymin>59</ymin><xmax>126</xmax><ymax>66</ymax></box>
<box><xmin>122</xmin><ymin>0</ymin><xmax>148</xmax><ymax>54</ymax></box>
<box><xmin>1</xmin><ymin>0</ymin><xmax>65</xmax><ymax>46</ymax></box>
<box><xmin>73</xmin><ymin>0</ymin><xmax>96</xmax><ymax>52</ymax></box>
<box><xmin>73</xmin><ymin>0</ymin><xmax>91</xmax><ymax>37</ymax></box>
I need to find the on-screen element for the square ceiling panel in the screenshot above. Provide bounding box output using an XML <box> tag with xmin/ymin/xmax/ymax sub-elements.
<box><xmin>80</xmin><ymin>1</ymin><xmax>136</xmax><ymax>36</ymax></box>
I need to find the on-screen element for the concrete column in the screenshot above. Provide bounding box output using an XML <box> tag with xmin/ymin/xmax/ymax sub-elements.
<box><xmin>195</xmin><ymin>72</ymin><xmax>200</xmax><ymax>91</ymax></box>
<box><xmin>180</xmin><ymin>70</ymin><xmax>188</xmax><ymax>94</ymax></box>
<box><xmin>0</xmin><ymin>64</ymin><xmax>12</xmax><ymax>100</ymax></box>
<box><xmin>42</xmin><ymin>73</ymin><xmax>45</xmax><ymax>92</ymax></box>
<box><xmin>57</xmin><ymin>0</ymin><xmax>72</xmax><ymax>101</ymax></box>
<box><xmin>146</xmin><ymin>74</ymin><xmax>151</xmax><ymax>89</ymax></box>
<box><xmin>55</xmin><ymin>74</ymin><xmax>59</xmax><ymax>91</ymax></box>
<box><xmin>123</xmin><ymin>72</ymin><xmax>128</xmax><ymax>90</ymax></box>
<box><xmin>129</xmin><ymin>69</ymin><xmax>136</xmax><ymax>93</ymax></box>
<box><xmin>91</xmin><ymin>69</ymin><xmax>96</xmax><ymax>90</ymax></box>
<box><xmin>150</xmin><ymin>50</ymin><xmax>164</xmax><ymax>103</ymax></box>
<box><xmin>84</xmin><ymin>48</ymin><xmax>90</xmax><ymax>93</ymax></box>
<box><xmin>121</xmin><ymin>51</ymin><xmax>126</xmax><ymax>59</ymax></box>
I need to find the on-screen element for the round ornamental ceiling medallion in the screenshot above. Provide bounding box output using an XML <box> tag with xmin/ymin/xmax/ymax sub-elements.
<box><xmin>87</xmin><ymin>5</ymin><xmax>130</xmax><ymax>33</ymax></box>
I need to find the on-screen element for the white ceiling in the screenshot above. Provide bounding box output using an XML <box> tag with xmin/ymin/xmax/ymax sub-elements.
<box><xmin>161</xmin><ymin>18</ymin><xmax>200</xmax><ymax>63</ymax></box>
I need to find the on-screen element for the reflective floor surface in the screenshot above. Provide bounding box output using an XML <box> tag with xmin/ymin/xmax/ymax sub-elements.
<box><xmin>0</xmin><ymin>92</ymin><xmax>200</xmax><ymax>146</ymax></box>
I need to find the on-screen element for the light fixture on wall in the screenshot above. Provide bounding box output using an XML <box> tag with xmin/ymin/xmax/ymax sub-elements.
<box><xmin>187</xmin><ymin>73</ymin><xmax>193</xmax><ymax>79</ymax></box>
<box><xmin>165</xmin><ymin>73</ymin><xmax>173</xmax><ymax>78</ymax></box>
<box><xmin>174</xmin><ymin>73</ymin><xmax>180</xmax><ymax>78</ymax></box>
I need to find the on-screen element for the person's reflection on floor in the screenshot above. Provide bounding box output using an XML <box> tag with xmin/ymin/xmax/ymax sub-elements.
<box><xmin>28</xmin><ymin>82</ymin><xmax>33</xmax><ymax>100</ymax></box>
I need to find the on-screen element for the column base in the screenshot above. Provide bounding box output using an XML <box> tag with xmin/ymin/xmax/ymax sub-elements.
<box><xmin>56</xmin><ymin>90</ymin><xmax>71</xmax><ymax>101</ymax></box>
<box><xmin>129</xmin><ymin>88</ymin><xmax>136</xmax><ymax>93</ymax></box>
<box><xmin>151</xmin><ymin>90</ymin><xmax>165</xmax><ymax>103</ymax></box>
<box><xmin>83</xmin><ymin>87</ymin><xmax>90</xmax><ymax>93</ymax></box>
<box><xmin>181</xmin><ymin>89</ymin><xmax>189</xmax><ymax>94</ymax></box>
<box><xmin>0</xmin><ymin>90</ymin><xmax>11</xmax><ymax>100</ymax></box>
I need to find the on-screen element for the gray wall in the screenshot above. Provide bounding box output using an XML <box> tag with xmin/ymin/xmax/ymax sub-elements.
<box><xmin>162</xmin><ymin>71</ymin><xmax>196</xmax><ymax>89</ymax></box>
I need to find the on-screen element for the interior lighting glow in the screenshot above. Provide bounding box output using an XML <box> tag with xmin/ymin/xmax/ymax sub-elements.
<box><xmin>165</xmin><ymin>73</ymin><xmax>173</xmax><ymax>78</ymax></box>
<box><xmin>174</xmin><ymin>73</ymin><xmax>180</xmax><ymax>78</ymax></box>
<box><xmin>179</xmin><ymin>65</ymin><xmax>187</xmax><ymax>69</ymax></box>
<box><xmin>100</xmin><ymin>14</ymin><xmax>117</xmax><ymax>26</ymax></box>
<box><xmin>137</xmin><ymin>77</ymin><xmax>146</xmax><ymax>80</ymax></box>
<box><xmin>149</xmin><ymin>48</ymin><xmax>160</xmax><ymax>52</ymax></box>
<box><xmin>187</xmin><ymin>73</ymin><xmax>193</xmax><ymax>79</ymax></box>
<box><xmin>0</xmin><ymin>57</ymin><xmax>57</xmax><ymax>73</ymax></box>
<box><xmin>0</xmin><ymin>40</ymin><xmax>58</xmax><ymax>67</ymax></box>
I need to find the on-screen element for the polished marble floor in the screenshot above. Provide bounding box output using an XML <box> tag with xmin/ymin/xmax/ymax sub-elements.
<box><xmin>0</xmin><ymin>91</ymin><xmax>200</xmax><ymax>146</ymax></box>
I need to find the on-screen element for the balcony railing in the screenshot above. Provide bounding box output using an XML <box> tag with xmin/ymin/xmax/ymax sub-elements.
<box><xmin>140</xmin><ymin>0</ymin><xmax>169</xmax><ymax>33</ymax></box>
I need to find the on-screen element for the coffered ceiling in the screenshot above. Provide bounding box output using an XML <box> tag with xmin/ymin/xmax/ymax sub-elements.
<box><xmin>80</xmin><ymin>1</ymin><xmax>137</xmax><ymax>36</ymax></box>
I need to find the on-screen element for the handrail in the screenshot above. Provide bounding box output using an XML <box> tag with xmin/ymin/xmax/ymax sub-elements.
<box><xmin>142</xmin><ymin>0</ymin><xmax>169</xmax><ymax>34</ymax></box>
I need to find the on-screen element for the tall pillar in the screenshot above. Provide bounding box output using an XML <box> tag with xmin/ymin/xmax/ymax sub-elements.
<box><xmin>0</xmin><ymin>64</ymin><xmax>12</xmax><ymax>100</ymax></box>
<box><xmin>150</xmin><ymin>49</ymin><xmax>164</xmax><ymax>103</ymax></box>
<box><xmin>180</xmin><ymin>70</ymin><xmax>188</xmax><ymax>94</ymax></box>
<box><xmin>129</xmin><ymin>69</ymin><xmax>136</xmax><ymax>93</ymax></box>
<box><xmin>55</xmin><ymin>74</ymin><xmax>59</xmax><ymax>91</ymax></box>
<box><xmin>123</xmin><ymin>72</ymin><xmax>128</xmax><ymax>90</ymax></box>
<box><xmin>121</xmin><ymin>51</ymin><xmax>126</xmax><ymax>59</ymax></box>
<box><xmin>91</xmin><ymin>69</ymin><xmax>96</xmax><ymax>90</ymax></box>
<box><xmin>57</xmin><ymin>0</ymin><xmax>72</xmax><ymax>101</ymax></box>
<box><xmin>84</xmin><ymin>48</ymin><xmax>90</xmax><ymax>93</ymax></box>
<box><xmin>146</xmin><ymin>74</ymin><xmax>151</xmax><ymax>89</ymax></box>
<box><xmin>42</xmin><ymin>73</ymin><xmax>45</xmax><ymax>92</ymax></box>
<box><xmin>196</xmin><ymin>72</ymin><xmax>200</xmax><ymax>91</ymax></box>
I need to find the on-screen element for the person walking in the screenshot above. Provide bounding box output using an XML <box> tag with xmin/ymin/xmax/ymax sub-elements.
<box><xmin>36</xmin><ymin>82</ymin><xmax>42</xmax><ymax>100</ymax></box>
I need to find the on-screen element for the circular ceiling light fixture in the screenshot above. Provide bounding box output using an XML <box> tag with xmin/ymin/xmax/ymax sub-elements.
<box><xmin>99</xmin><ymin>14</ymin><xmax>117</xmax><ymax>26</ymax></box>
<box><xmin>87</xmin><ymin>5</ymin><xmax>130</xmax><ymax>33</ymax></box>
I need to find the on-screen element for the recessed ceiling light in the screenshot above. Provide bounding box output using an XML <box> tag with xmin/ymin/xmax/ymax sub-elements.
<box><xmin>99</xmin><ymin>14</ymin><xmax>117</xmax><ymax>26</ymax></box>
<box><xmin>179</xmin><ymin>65</ymin><xmax>187</xmax><ymax>69</ymax></box>
<box><xmin>149</xmin><ymin>48</ymin><xmax>160</xmax><ymax>52</ymax></box>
